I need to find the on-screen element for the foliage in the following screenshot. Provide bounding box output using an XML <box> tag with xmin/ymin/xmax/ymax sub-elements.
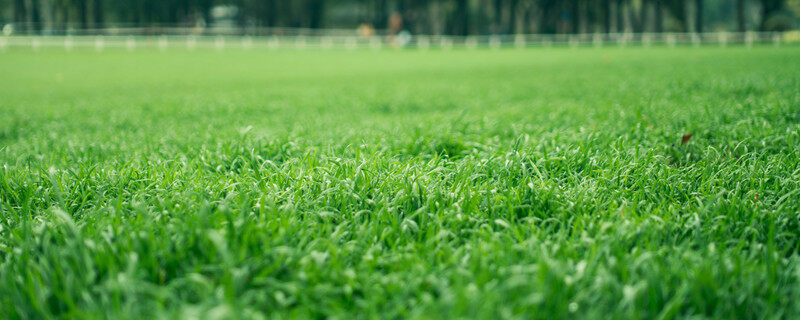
<box><xmin>2</xmin><ymin>0</ymin><xmax>795</xmax><ymax>34</ymax></box>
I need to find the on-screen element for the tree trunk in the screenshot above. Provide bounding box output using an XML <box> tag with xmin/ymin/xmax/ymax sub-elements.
<box><xmin>736</xmin><ymin>0</ymin><xmax>746</xmax><ymax>32</ymax></box>
<box><xmin>571</xmin><ymin>0</ymin><xmax>579</xmax><ymax>33</ymax></box>
<box><xmin>620</xmin><ymin>0</ymin><xmax>630</xmax><ymax>33</ymax></box>
<box><xmin>375</xmin><ymin>0</ymin><xmax>387</xmax><ymax>30</ymax></box>
<box><xmin>617</xmin><ymin>0</ymin><xmax>625</xmax><ymax>33</ymax></box>
<box><xmin>654</xmin><ymin>0</ymin><xmax>663</xmax><ymax>32</ymax></box>
<box><xmin>608</xmin><ymin>0</ymin><xmax>618</xmax><ymax>33</ymax></box>
<box><xmin>695</xmin><ymin>0</ymin><xmax>703</xmax><ymax>33</ymax></box>
<box><xmin>603</xmin><ymin>0</ymin><xmax>612</xmax><ymax>33</ymax></box>
<box><xmin>578</xmin><ymin>0</ymin><xmax>589</xmax><ymax>34</ymax></box>
<box><xmin>13</xmin><ymin>0</ymin><xmax>25</xmax><ymax>25</ymax></box>
<box><xmin>37</xmin><ymin>0</ymin><xmax>53</xmax><ymax>34</ymax></box>
<box><xmin>528</xmin><ymin>1</ymin><xmax>541</xmax><ymax>33</ymax></box>
<box><xmin>77</xmin><ymin>0</ymin><xmax>88</xmax><ymax>29</ymax></box>
<box><xmin>507</xmin><ymin>0</ymin><xmax>518</xmax><ymax>34</ymax></box>
<box><xmin>455</xmin><ymin>0</ymin><xmax>469</xmax><ymax>35</ymax></box>
<box><xmin>308</xmin><ymin>0</ymin><xmax>323</xmax><ymax>29</ymax></box>
<box><xmin>93</xmin><ymin>0</ymin><xmax>104</xmax><ymax>29</ymax></box>
<box><xmin>683</xmin><ymin>0</ymin><xmax>692</xmax><ymax>32</ymax></box>
<box><xmin>265</xmin><ymin>0</ymin><xmax>276</xmax><ymax>27</ymax></box>
<box><xmin>493</xmin><ymin>0</ymin><xmax>502</xmax><ymax>32</ymax></box>
<box><xmin>429</xmin><ymin>0</ymin><xmax>444</xmax><ymax>35</ymax></box>
<box><xmin>22</xmin><ymin>0</ymin><xmax>34</xmax><ymax>32</ymax></box>
<box><xmin>632</xmin><ymin>0</ymin><xmax>644</xmax><ymax>33</ymax></box>
<box><xmin>640</xmin><ymin>0</ymin><xmax>650</xmax><ymax>32</ymax></box>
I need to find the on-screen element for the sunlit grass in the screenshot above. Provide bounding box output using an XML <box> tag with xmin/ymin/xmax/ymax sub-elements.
<box><xmin>1</xmin><ymin>47</ymin><xmax>799</xmax><ymax>319</ymax></box>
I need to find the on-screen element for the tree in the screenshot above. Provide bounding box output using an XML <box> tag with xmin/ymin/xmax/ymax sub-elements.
<box><xmin>654</xmin><ymin>0</ymin><xmax>664</xmax><ymax>32</ymax></box>
<box><xmin>454</xmin><ymin>0</ymin><xmax>469</xmax><ymax>35</ymax></box>
<box><xmin>758</xmin><ymin>0</ymin><xmax>787</xmax><ymax>30</ymax></box>
<box><xmin>2</xmin><ymin>0</ymin><xmax>790</xmax><ymax>35</ymax></box>
<box><xmin>695</xmin><ymin>0</ymin><xmax>703</xmax><ymax>32</ymax></box>
<box><xmin>665</xmin><ymin>0</ymin><xmax>688</xmax><ymax>31</ymax></box>
<box><xmin>736</xmin><ymin>0</ymin><xmax>746</xmax><ymax>31</ymax></box>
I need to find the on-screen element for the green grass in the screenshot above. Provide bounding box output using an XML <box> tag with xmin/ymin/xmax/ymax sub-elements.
<box><xmin>1</xmin><ymin>46</ymin><xmax>799</xmax><ymax>319</ymax></box>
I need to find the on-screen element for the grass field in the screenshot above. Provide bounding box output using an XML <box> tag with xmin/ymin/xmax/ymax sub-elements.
<box><xmin>1</xmin><ymin>47</ymin><xmax>800</xmax><ymax>319</ymax></box>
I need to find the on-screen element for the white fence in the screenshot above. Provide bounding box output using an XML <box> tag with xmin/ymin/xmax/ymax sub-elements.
<box><xmin>1</xmin><ymin>31</ymin><xmax>798</xmax><ymax>52</ymax></box>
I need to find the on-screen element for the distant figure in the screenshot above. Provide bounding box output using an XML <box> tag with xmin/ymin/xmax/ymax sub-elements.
<box><xmin>2</xmin><ymin>24</ymin><xmax>13</xmax><ymax>36</ymax></box>
<box><xmin>387</xmin><ymin>13</ymin><xmax>410</xmax><ymax>48</ymax></box>
<box><xmin>388</xmin><ymin>13</ymin><xmax>403</xmax><ymax>35</ymax></box>
<box><xmin>358</xmin><ymin>24</ymin><xmax>375</xmax><ymax>38</ymax></box>
<box><xmin>396</xmin><ymin>30</ymin><xmax>411</xmax><ymax>47</ymax></box>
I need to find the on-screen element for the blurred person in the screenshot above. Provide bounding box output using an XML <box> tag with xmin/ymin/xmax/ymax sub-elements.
<box><xmin>357</xmin><ymin>23</ymin><xmax>375</xmax><ymax>38</ymax></box>
<box><xmin>387</xmin><ymin>12</ymin><xmax>410</xmax><ymax>48</ymax></box>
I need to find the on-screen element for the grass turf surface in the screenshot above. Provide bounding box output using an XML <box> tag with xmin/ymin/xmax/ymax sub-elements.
<box><xmin>1</xmin><ymin>47</ymin><xmax>800</xmax><ymax>319</ymax></box>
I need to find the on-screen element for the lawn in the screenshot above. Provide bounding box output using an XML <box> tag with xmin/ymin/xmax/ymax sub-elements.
<box><xmin>1</xmin><ymin>46</ymin><xmax>799</xmax><ymax>319</ymax></box>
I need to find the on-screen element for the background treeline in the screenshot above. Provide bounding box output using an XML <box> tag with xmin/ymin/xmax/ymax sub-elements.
<box><xmin>1</xmin><ymin>0</ymin><xmax>798</xmax><ymax>35</ymax></box>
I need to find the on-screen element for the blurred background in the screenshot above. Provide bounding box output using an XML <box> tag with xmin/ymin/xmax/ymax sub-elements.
<box><xmin>0</xmin><ymin>0</ymin><xmax>798</xmax><ymax>37</ymax></box>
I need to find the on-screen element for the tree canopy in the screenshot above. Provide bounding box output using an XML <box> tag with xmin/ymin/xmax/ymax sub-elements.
<box><xmin>0</xmin><ymin>0</ymin><xmax>796</xmax><ymax>35</ymax></box>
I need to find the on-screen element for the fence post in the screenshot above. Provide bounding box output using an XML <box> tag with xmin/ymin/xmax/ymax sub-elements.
<box><xmin>215</xmin><ymin>36</ymin><xmax>225</xmax><ymax>51</ymax></box>
<box><xmin>417</xmin><ymin>36</ymin><xmax>430</xmax><ymax>50</ymax></box>
<box><xmin>489</xmin><ymin>35</ymin><xmax>501</xmax><ymax>50</ymax></box>
<box><xmin>242</xmin><ymin>36</ymin><xmax>253</xmax><ymax>49</ymax></box>
<box><xmin>321</xmin><ymin>36</ymin><xmax>333</xmax><ymax>50</ymax></box>
<box><xmin>268</xmin><ymin>37</ymin><xmax>280</xmax><ymax>50</ymax></box>
<box><xmin>666</xmin><ymin>33</ymin><xmax>676</xmax><ymax>48</ymax></box>
<box><xmin>158</xmin><ymin>36</ymin><xmax>168</xmax><ymax>51</ymax></box>
<box><xmin>592</xmin><ymin>33</ymin><xmax>602</xmax><ymax>48</ymax></box>
<box><xmin>616</xmin><ymin>33</ymin><xmax>625</xmax><ymax>47</ymax></box>
<box><xmin>369</xmin><ymin>36</ymin><xmax>381</xmax><ymax>50</ymax></box>
<box><xmin>465</xmin><ymin>36</ymin><xmax>478</xmax><ymax>49</ymax></box>
<box><xmin>295</xmin><ymin>36</ymin><xmax>307</xmax><ymax>49</ymax></box>
<box><xmin>745</xmin><ymin>32</ymin><xmax>754</xmax><ymax>48</ymax></box>
<box><xmin>64</xmin><ymin>35</ymin><xmax>73</xmax><ymax>51</ymax></box>
<box><xmin>440</xmin><ymin>37</ymin><xmax>453</xmax><ymax>50</ymax></box>
<box><xmin>95</xmin><ymin>36</ymin><xmax>105</xmax><ymax>52</ymax></box>
<box><xmin>126</xmin><ymin>36</ymin><xmax>136</xmax><ymax>51</ymax></box>
<box><xmin>186</xmin><ymin>36</ymin><xmax>196</xmax><ymax>50</ymax></box>
<box><xmin>569</xmin><ymin>35</ymin><xmax>578</xmax><ymax>48</ymax></box>
<box><xmin>773</xmin><ymin>33</ymin><xmax>781</xmax><ymax>47</ymax></box>
<box><xmin>345</xmin><ymin>37</ymin><xmax>357</xmax><ymax>50</ymax></box>
<box><xmin>514</xmin><ymin>34</ymin><xmax>526</xmax><ymax>49</ymax></box>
